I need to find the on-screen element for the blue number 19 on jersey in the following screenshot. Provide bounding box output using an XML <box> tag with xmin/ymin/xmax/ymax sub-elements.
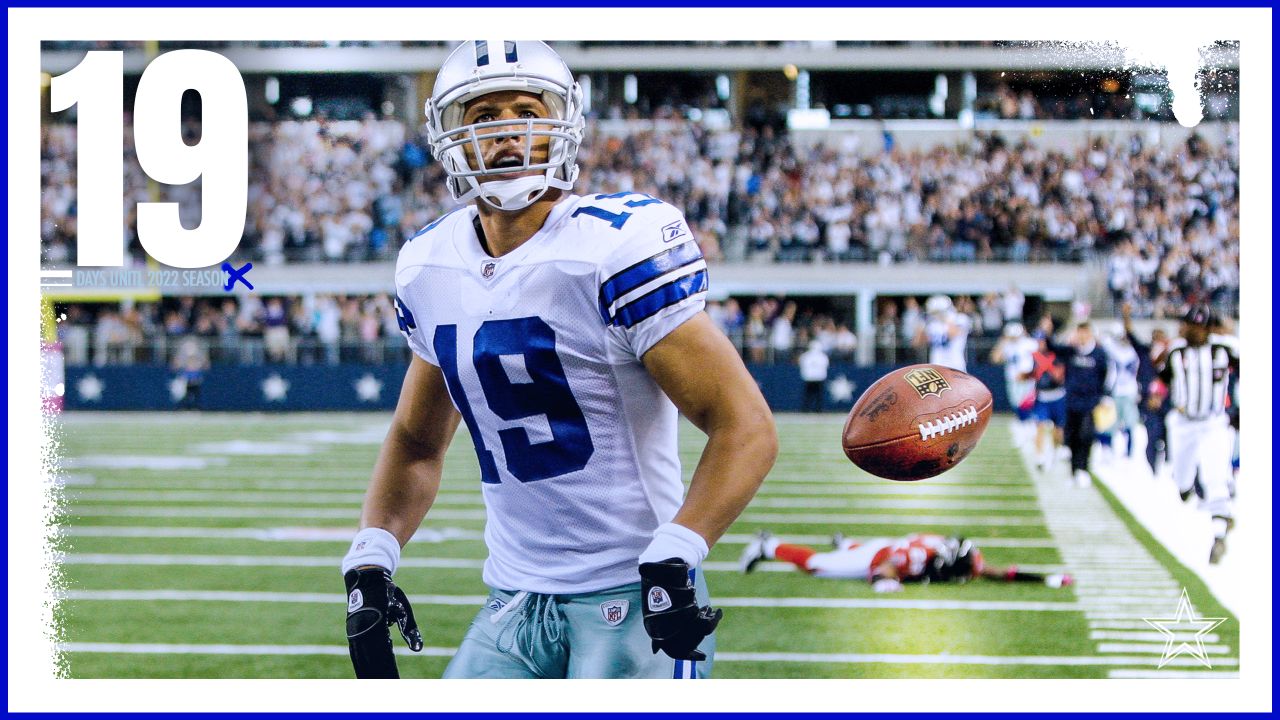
<box><xmin>434</xmin><ymin>317</ymin><xmax>595</xmax><ymax>484</ymax></box>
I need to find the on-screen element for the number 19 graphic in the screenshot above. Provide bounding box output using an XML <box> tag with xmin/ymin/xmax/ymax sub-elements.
<box><xmin>50</xmin><ymin>50</ymin><xmax>248</xmax><ymax>269</ymax></box>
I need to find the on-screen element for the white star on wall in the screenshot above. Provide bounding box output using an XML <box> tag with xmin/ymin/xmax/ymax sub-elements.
<box><xmin>262</xmin><ymin>374</ymin><xmax>290</xmax><ymax>402</ymax></box>
<box><xmin>77</xmin><ymin>374</ymin><xmax>104</xmax><ymax>402</ymax></box>
<box><xmin>827</xmin><ymin>375</ymin><xmax>856</xmax><ymax>403</ymax></box>
<box><xmin>354</xmin><ymin>374</ymin><xmax>383</xmax><ymax>402</ymax></box>
<box><xmin>169</xmin><ymin>377</ymin><xmax>189</xmax><ymax>403</ymax></box>
<box><xmin>1144</xmin><ymin>588</ymin><xmax>1227</xmax><ymax>668</ymax></box>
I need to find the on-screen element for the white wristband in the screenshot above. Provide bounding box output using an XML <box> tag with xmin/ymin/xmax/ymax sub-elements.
<box><xmin>341</xmin><ymin>527</ymin><xmax>401</xmax><ymax>576</ymax></box>
<box><xmin>638</xmin><ymin>522</ymin><xmax>709</xmax><ymax>568</ymax></box>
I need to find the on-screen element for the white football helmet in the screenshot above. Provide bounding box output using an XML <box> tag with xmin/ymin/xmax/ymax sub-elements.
<box><xmin>925</xmin><ymin>295</ymin><xmax>954</xmax><ymax>316</ymax></box>
<box><xmin>427</xmin><ymin>40</ymin><xmax>585</xmax><ymax>212</ymax></box>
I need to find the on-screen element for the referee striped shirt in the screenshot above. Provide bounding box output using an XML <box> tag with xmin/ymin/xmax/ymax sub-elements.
<box><xmin>1160</xmin><ymin>334</ymin><xmax>1239</xmax><ymax>420</ymax></box>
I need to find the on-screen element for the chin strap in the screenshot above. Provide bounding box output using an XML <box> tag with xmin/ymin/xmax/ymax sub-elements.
<box><xmin>472</xmin><ymin>166</ymin><xmax>576</xmax><ymax>212</ymax></box>
<box><xmin>476</xmin><ymin>175</ymin><xmax>551</xmax><ymax>211</ymax></box>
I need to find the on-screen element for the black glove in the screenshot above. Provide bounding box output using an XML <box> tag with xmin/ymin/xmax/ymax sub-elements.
<box><xmin>344</xmin><ymin>567</ymin><xmax>424</xmax><ymax>678</ymax></box>
<box><xmin>639</xmin><ymin>558</ymin><xmax>722</xmax><ymax>661</ymax></box>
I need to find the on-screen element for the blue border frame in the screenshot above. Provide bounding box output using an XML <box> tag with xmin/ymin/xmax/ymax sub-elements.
<box><xmin>15</xmin><ymin>9</ymin><xmax>1272</xmax><ymax>717</ymax></box>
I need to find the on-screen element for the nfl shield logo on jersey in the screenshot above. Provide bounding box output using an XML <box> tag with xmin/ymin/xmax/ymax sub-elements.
<box><xmin>599</xmin><ymin>599</ymin><xmax>629</xmax><ymax>626</ymax></box>
<box><xmin>481</xmin><ymin>261</ymin><xmax>497</xmax><ymax>279</ymax></box>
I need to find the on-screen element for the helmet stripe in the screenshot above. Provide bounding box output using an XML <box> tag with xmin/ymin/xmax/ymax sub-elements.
<box><xmin>505</xmin><ymin>41</ymin><xmax>518</xmax><ymax>63</ymax></box>
<box><xmin>474</xmin><ymin>40</ymin><xmax>489</xmax><ymax>67</ymax></box>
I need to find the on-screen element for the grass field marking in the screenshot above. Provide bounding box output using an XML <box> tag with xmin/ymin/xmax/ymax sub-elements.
<box><xmin>63</xmin><ymin>554</ymin><xmax>486</xmax><ymax>570</ymax></box>
<box><xmin>716</xmin><ymin>533</ymin><xmax>1058</xmax><ymax>548</ymax></box>
<box><xmin>61</xmin><ymin>642</ymin><xmax>453</xmax><ymax>658</ymax></box>
<box><xmin>741</xmin><ymin>512</ymin><xmax>1045</xmax><ymax>526</ymax></box>
<box><xmin>63</xmin><ymin>589</ymin><xmax>1081</xmax><ymax>612</ymax></box>
<box><xmin>762</xmin><ymin>474</ymin><xmax>1033</xmax><ymax>486</ymax></box>
<box><xmin>60</xmin><ymin>642</ymin><xmax>1238</xmax><ymax>669</ymax></box>
<box><xmin>63</xmin><ymin>506</ymin><xmax>487</xmax><ymax>520</ymax></box>
<box><xmin>64</xmin><ymin>590</ymin><xmax>489</xmax><ymax>605</ymax></box>
<box><xmin>1108</xmin><ymin>669</ymin><xmax>1240</xmax><ymax>678</ymax></box>
<box><xmin>65</xmin><ymin>489</ymin><xmax>482</xmax><ymax>506</ymax></box>
<box><xmin>1091</xmin><ymin>630</ymin><xmax>1221</xmax><ymax>643</ymax></box>
<box><xmin>1096</xmin><ymin>642</ymin><xmax>1232</xmax><ymax>655</ymax></box>
<box><xmin>65</xmin><ymin>506</ymin><xmax>1047</xmax><ymax>526</ymax></box>
<box><xmin>64</xmin><ymin>526</ymin><xmax>487</xmax><ymax>542</ymax></box>
<box><xmin>67</xmin><ymin>490</ymin><xmax>1039</xmax><ymax>513</ymax></box>
<box><xmin>746</xmin><ymin>497</ymin><xmax>1042</xmax><ymax>512</ymax></box>
<box><xmin>1088</xmin><ymin>620</ymin><xmax>1175</xmax><ymax>630</ymax></box>
<box><xmin>58</xmin><ymin>553</ymin><xmax>1069</xmax><ymax>577</ymax></box>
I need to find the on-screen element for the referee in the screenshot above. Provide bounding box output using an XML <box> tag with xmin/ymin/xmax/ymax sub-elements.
<box><xmin>1159</xmin><ymin>305</ymin><xmax>1239</xmax><ymax>564</ymax></box>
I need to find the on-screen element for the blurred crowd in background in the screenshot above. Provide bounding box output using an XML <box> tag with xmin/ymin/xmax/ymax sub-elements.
<box><xmin>41</xmin><ymin>116</ymin><xmax>1239</xmax><ymax>321</ymax></box>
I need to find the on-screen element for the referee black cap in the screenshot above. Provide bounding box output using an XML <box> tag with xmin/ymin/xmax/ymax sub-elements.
<box><xmin>1182</xmin><ymin>304</ymin><xmax>1214</xmax><ymax>326</ymax></box>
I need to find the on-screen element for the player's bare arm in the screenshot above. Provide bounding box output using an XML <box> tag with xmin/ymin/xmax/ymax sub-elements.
<box><xmin>642</xmin><ymin>312</ymin><xmax>778</xmax><ymax>545</ymax></box>
<box><xmin>359</xmin><ymin>355</ymin><xmax>461</xmax><ymax>544</ymax></box>
<box><xmin>341</xmin><ymin>356</ymin><xmax>457</xmax><ymax>678</ymax></box>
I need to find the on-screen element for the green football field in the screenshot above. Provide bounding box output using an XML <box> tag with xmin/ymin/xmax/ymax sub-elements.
<box><xmin>53</xmin><ymin>412</ymin><xmax>1238</xmax><ymax>679</ymax></box>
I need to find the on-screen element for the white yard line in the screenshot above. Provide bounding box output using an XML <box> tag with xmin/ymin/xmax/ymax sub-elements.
<box><xmin>55</xmin><ymin>642</ymin><xmax>1238</xmax><ymax>669</ymax></box>
<box><xmin>1096</xmin><ymin>643</ymin><xmax>1231</xmax><ymax>655</ymax></box>
<box><xmin>1090</xmin><ymin>453</ymin><xmax>1244</xmax><ymax>617</ymax></box>
<box><xmin>1108</xmin><ymin>669</ymin><xmax>1240</xmax><ymax>679</ymax></box>
<box><xmin>63</xmin><ymin>526</ymin><xmax>486</xmax><ymax>542</ymax></box>
<box><xmin>62</xmin><ymin>553</ymin><xmax>1065</xmax><ymax>577</ymax></box>
<box><xmin>741</xmin><ymin>512</ymin><xmax>1044</xmax><ymax>527</ymax></box>
<box><xmin>64</xmin><ymin>506</ymin><xmax>487</xmax><ymax>520</ymax></box>
<box><xmin>62</xmin><ymin>588</ymin><xmax>1081</xmax><ymax>612</ymax></box>
<box><xmin>68</xmin><ymin>490</ymin><xmax>1038</xmax><ymax>513</ymax></box>
<box><xmin>1090</xmin><ymin>630</ymin><xmax>1220</xmax><ymax>643</ymax></box>
<box><xmin>1016</xmin><ymin>432</ymin><xmax>1236</xmax><ymax>675</ymax></box>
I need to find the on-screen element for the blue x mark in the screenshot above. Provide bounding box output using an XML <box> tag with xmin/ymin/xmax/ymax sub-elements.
<box><xmin>222</xmin><ymin>261</ymin><xmax>254</xmax><ymax>291</ymax></box>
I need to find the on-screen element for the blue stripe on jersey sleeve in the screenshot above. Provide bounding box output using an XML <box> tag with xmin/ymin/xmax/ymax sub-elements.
<box><xmin>613</xmin><ymin>269</ymin><xmax>708</xmax><ymax>329</ymax></box>
<box><xmin>599</xmin><ymin>240</ymin><xmax>703</xmax><ymax>309</ymax></box>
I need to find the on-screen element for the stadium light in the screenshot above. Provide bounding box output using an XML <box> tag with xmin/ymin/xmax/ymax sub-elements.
<box><xmin>624</xmin><ymin>74</ymin><xmax>637</xmax><ymax>105</ymax></box>
<box><xmin>715</xmin><ymin>74</ymin><xmax>730</xmax><ymax>102</ymax></box>
<box><xmin>264</xmin><ymin>76</ymin><xmax>279</xmax><ymax>105</ymax></box>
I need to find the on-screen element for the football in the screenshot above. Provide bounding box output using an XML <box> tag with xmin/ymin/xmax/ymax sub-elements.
<box><xmin>842</xmin><ymin>364</ymin><xmax>993</xmax><ymax>481</ymax></box>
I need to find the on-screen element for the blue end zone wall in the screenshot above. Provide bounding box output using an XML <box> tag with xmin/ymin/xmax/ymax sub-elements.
<box><xmin>63</xmin><ymin>363</ymin><xmax>1012</xmax><ymax>414</ymax></box>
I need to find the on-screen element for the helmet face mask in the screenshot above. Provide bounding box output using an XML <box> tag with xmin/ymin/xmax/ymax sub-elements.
<box><xmin>427</xmin><ymin>41</ymin><xmax>585</xmax><ymax>212</ymax></box>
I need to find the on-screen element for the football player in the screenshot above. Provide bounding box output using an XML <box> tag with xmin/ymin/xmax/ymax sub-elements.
<box><xmin>914</xmin><ymin>295</ymin><xmax>971</xmax><ymax>371</ymax></box>
<box><xmin>340</xmin><ymin>41</ymin><xmax>777</xmax><ymax>679</ymax></box>
<box><xmin>990</xmin><ymin>322</ymin><xmax>1039</xmax><ymax>448</ymax></box>
<box><xmin>739</xmin><ymin>531</ymin><xmax>1072</xmax><ymax>592</ymax></box>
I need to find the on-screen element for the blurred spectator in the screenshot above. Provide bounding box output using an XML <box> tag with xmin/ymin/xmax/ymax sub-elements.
<box><xmin>798</xmin><ymin>341</ymin><xmax>830</xmax><ymax>412</ymax></box>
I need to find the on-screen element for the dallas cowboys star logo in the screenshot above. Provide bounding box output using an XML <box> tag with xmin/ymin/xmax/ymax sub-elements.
<box><xmin>826</xmin><ymin>375</ymin><xmax>856</xmax><ymax>403</ymax></box>
<box><xmin>1143</xmin><ymin>588</ymin><xmax>1227</xmax><ymax>668</ymax></box>
<box><xmin>354</xmin><ymin>374</ymin><xmax>383</xmax><ymax>402</ymax></box>
<box><xmin>76</xmin><ymin>374</ymin><xmax>104</xmax><ymax>402</ymax></box>
<box><xmin>262</xmin><ymin>374</ymin><xmax>290</xmax><ymax>402</ymax></box>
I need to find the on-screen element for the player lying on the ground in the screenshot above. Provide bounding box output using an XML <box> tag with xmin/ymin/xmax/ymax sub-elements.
<box><xmin>739</xmin><ymin>531</ymin><xmax>1072</xmax><ymax>592</ymax></box>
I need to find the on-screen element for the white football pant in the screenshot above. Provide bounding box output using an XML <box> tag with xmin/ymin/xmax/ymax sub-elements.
<box><xmin>1165</xmin><ymin>411</ymin><xmax>1234</xmax><ymax>520</ymax></box>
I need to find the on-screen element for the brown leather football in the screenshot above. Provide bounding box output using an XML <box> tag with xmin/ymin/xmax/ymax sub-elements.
<box><xmin>842</xmin><ymin>364</ymin><xmax>993</xmax><ymax>481</ymax></box>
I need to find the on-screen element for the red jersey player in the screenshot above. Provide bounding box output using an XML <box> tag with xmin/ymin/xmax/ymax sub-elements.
<box><xmin>738</xmin><ymin>531</ymin><xmax>1072</xmax><ymax>593</ymax></box>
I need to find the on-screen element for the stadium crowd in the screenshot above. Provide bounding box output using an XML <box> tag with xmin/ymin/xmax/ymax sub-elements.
<box><xmin>41</xmin><ymin>111</ymin><xmax>1239</xmax><ymax>320</ymax></box>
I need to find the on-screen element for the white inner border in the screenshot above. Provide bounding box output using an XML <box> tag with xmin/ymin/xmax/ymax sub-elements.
<box><xmin>9</xmin><ymin>7</ymin><xmax>1272</xmax><ymax>713</ymax></box>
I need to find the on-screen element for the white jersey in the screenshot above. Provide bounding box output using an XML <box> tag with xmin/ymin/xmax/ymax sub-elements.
<box><xmin>925</xmin><ymin>312</ymin><xmax>970</xmax><ymax>371</ymax></box>
<box><xmin>1002</xmin><ymin>336</ymin><xmax>1039</xmax><ymax>407</ymax></box>
<box><xmin>393</xmin><ymin>193</ymin><xmax>707</xmax><ymax>594</ymax></box>
<box><xmin>1104</xmin><ymin>339</ymin><xmax>1141</xmax><ymax>400</ymax></box>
